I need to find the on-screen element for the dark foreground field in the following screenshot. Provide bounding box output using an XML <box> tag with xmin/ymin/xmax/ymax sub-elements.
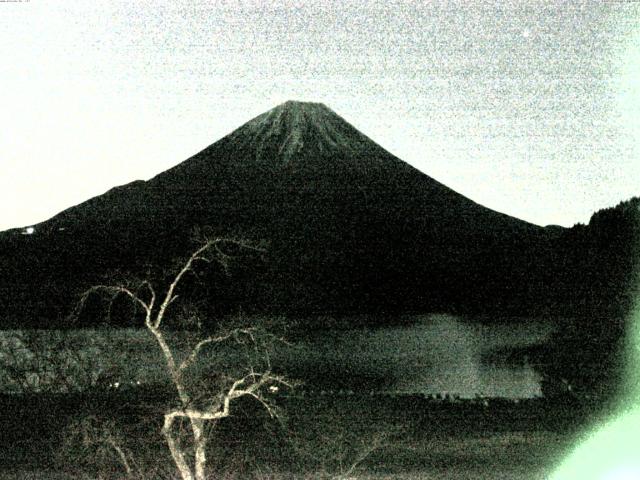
<box><xmin>0</xmin><ymin>390</ymin><xmax>597</xmax><ymax>479</ymax></box>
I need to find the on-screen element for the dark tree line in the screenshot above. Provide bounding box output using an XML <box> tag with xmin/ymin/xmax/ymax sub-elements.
<box><xmin>537</xmin><ymin>197</ymin><xmax>640</xmax><ymax>400</ymax></box>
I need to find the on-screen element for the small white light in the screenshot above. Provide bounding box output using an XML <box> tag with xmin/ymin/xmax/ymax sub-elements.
<box><xmin>269</xmin><ymin>385</ymin><xmax>279</xmax><ymax>393</ymax></box>
<box><xmin>24</xmin><ymin>227</ymin><xmax>35</xmax><ymax>235</ymax></box>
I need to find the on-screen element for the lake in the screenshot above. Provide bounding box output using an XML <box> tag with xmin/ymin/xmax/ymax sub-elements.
<box><xmin>0</xmin><ymin>314</ymin><xmax>555</xmax><ymax>398</ymax></box>
<box><xmin>286</xmin><ymin>314</ymin><xmax>555</xmax><ymax>398</ymax></box>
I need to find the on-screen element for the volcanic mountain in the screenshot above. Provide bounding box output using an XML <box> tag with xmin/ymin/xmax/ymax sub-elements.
<box><xmin>1</xmin><ymin>101</ymin><xmax>560</xmax><ymax>327</ymax></box>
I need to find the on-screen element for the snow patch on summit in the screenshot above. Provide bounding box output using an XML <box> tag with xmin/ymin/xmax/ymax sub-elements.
<box><xmin>231</xmin><ymin>100</ymin><xmax>381</xmax><ymax>164</ymax></box>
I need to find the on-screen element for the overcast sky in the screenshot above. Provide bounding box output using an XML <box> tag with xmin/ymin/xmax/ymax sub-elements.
<box><xmin>1</xmin><ymin>0</ymin><xmax>638</xmax><ymax>230</ymax></box>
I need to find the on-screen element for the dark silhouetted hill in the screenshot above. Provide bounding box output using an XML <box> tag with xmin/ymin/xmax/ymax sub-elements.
<box><xmin>0</xmin><ymin>102</ymin><xmax>636</xmax><ymax>330</ymax></box>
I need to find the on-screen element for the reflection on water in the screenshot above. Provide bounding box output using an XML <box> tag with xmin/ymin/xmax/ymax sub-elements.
<box><xmin>0</xmin><ymin>315</ymin><xmax>555</xmax><ymax>398</ymax></box>
<box><xmin>294</xmin><ymin>314</ymin><xmax>554</xmax><ymax>398</ymax></box>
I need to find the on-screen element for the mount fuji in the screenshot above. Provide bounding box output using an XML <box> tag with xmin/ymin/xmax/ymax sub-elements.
<box><xmin>0</xmin><ymin>101</ymin><xmax>564</xmax><ymax>326</ymax></box>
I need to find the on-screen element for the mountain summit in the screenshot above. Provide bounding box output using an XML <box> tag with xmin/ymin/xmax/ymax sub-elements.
<box><xmin>0</xmin><ymin>101</ymin><xmax>556</xmax><ymax>327</ymax></box>
<box><xmin>226</xmin><ymin>101</ymin><xmax>385</xmax><ymax>164</ymax></box>
<box><xmin>161</xmin><ymin>100</ymin><xmax>407</xmax><ymax>183</ymax></box>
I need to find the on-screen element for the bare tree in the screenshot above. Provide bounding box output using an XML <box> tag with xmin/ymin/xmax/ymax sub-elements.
<box><xmin>58</xmin><ymin>415</ymin><xmax>138</xmax><ymax>479</ymax></box>
<box><xmin>74</xmin><ymin>238</ymin><xmax>292</xmax><ymax>480</ymax></box>
<box><xmin>289</xmin><ymin>414</ymin><xmax>397</xmax><ymax>480</ymax></box>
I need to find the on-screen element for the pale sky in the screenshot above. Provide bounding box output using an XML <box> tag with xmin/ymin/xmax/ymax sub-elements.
<box><xmin>1</xmin><ymin>0</ymin><xmax>639</xmax><ymax>230</ymax></box>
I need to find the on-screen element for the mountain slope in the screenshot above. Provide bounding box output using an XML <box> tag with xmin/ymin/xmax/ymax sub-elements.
<box><xmin>1</xmin><ymin>101</ymin><xmax>558</xmax><ymax>327</ymax></box>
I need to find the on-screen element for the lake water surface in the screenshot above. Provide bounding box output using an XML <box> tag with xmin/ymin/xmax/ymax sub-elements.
<box><xmin>0</xmin><ymin>314</ymin><xmax>555</xmax><ymax>397</ymax></box>
<box><xmin>289</xmin><ymin>314</ymin><xmax>555</xmax><ymax>398</ymax></box>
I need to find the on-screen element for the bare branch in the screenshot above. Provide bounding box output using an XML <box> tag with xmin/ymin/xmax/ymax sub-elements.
<box><xmin>155</xmin><ymin>239</ymin><xmax>219</xmax><ymax>329</ymax></box>
<box><xmin>338</xmin><ymin>434</ymin><xmax>388</xmax><ymax>480</ymax></box>
<box><xmin>138</xmin><ymin>280</ymin><xmax>156</xmax><ymax>312</ymax></box>
<box><xmin>73</xmin><ymin>285</ymin><xmax>152</xmax><ymax>324</ymax></box>
<box><xmin>178</xmin><ymin>328</ymin><xmax>256</xmax><ymax>371</ymax></box>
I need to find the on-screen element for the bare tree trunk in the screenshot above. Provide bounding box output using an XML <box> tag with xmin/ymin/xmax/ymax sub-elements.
<box><xmin>191</xmin><ymin>417</ymin><xmax>208</xmax><ymax>480</ymax></box>
<box><xmin>163</xmin><ymin>414</ymin><xmax>195</xmax><ymax>480</ymax></box>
